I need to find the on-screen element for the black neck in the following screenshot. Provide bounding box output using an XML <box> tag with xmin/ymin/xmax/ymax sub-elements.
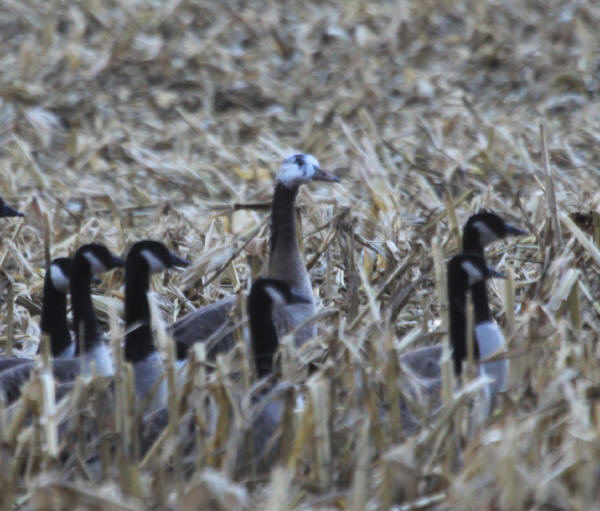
<box><xmin>471</xmin><ymin>281</ymin><xmax>492</xmax><ymax>325</ymax></box>
<box><xmin>461</xmin><ymin>226</ymin><xmax>483</xmax><ymax>256</ymax></box>
<box><xmin>124</xmin><ymin>259</ymin><xmax>154</xmax><ymax>362</ymax></box>
<box><xmin>249</xmin><ymin>293</ymin><xmax>279</xmax><ymax>378</ymax></box>
<box><xmin>269</xmin><ymin>183</ymin><xmax>299</xmax><ymax>257</ymax></box>
<box><xmin>70</xmin><ymin>258</ymin><xmax>100</xmax><ymax>353</ymax></box>
<box><xmin>40</xmin><ymin>274</ymin><xmax>71</xmax><ymax>356</ymax></box>
<box><xmin>448</xmin><ymin>269</ymin><xmax>469</xmax><ymax>376</ymax></box>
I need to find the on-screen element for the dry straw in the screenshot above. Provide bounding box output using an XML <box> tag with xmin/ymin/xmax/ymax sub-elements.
<box><xmin>1</xmin><ymin>0</ymin><xmax>600</xmax><ymax>509</ymax></box>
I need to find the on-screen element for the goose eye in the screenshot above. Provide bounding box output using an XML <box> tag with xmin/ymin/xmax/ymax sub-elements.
<box><xmin>294</xmin><ymin>154</ymin><xmax>305</xmax><ymax>167</ymax></box>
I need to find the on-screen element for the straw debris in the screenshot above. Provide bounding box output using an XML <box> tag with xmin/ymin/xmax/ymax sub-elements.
<box><xmin>1</xmin><ymin>0</ymin><xmax>600</xmax><ymax>508</ymax></box>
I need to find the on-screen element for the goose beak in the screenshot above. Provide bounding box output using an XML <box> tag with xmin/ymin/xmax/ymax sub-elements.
<box><xmin>313</xmin><ymin>167</ymin><xmax>340</xmax><ymax>183</ymax></box>
<box><xmin>487</xmin><ymin>266</ymin><xmax>505</xmax><ymax>279</ymax></box>
<box><xmin>110</xmin><ymin>255</ymin><xmax>126</xmax><ymax>268</ymax></box>
<box><xmin>169</xmin><ymin>252</ymin><xmax>190</xmax><ymax>268</ymax></box>
<box><xmin>289</xmin><ymin>290</ymin><xmax>313</xmax><ymax>305</ymax></box>
<box><xmin>0</xmin><ymin>203</ymin><xmax>24</xmax><ymax>217</ymax></box>
<box><xmin>504</xmin><ymin>222</ymin><xmax>527</xmax><ymax>237</ymax></box>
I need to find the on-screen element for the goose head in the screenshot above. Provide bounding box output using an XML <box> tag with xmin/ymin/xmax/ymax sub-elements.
<box><xmin>0</xmin><ymin>198</ymin><xmax>23</xmax><ymax>218</ymax></box>
<box><xmin>127</xmin><ymin>240</ymin><xmax>190</xmax><ymax>274</ymax></box>
<box><xmin>250</xmin><ymin>278</ymin><xmax>312</xmax><ymax>311</ymax></box>
<box><xmin>76</xmin><ymin>243</ymin><xmax>126</xmax><ymax>275</ymax></box>
<box><xmin>448</xmin><ymin>253</ymin><xmax>505</xmax><ymax>291</ymax></box>
<box><xmin>276</xmin><ymin>153</ymin><xmax>340</xmax><ymax>189</ymax></box>
<box><xmin>48</xmin><ymin>257</ymin><xmax>72</xmax><ymax>293</ymax></box>
<box><xmin>463</xmin><ymin>210</ymin><xmax>527</xmax><ymax>253</ymax></box>
<box><xmin>249</xmin><ymin>278</ymin><xmax>312</xmax><ymax>377</ymax></box>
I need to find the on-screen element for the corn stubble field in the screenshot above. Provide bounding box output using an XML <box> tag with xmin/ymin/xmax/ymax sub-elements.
<box><xmin>1</xmin><ymin>0</ymin><xmax>600</xmax><ymax>509</ymax></box>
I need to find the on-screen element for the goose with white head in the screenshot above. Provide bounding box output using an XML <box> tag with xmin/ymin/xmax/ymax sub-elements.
<box><xmin>170</xmin><ymin>153</ymin><xmax>339</xmax><ymax>358</ymax></box>
<box><xmin>0</xmin><ymin>245</ymin><xmax>124</xmax><ymax>403</ymax></box>
<box><xmin>267</xmin><ymin>153</ymin><xmax>339</xmax><ymax>343</ymax></box>
<box><xmin>124</xmin><ymin>240</ymin><xmax>189</xmax><ymax>413</ymax></box>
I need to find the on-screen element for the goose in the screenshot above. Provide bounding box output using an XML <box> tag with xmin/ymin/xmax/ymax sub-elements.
<box><xmin>237</xmin><ymin>277</ymin><xmax>312</xmax><ymax>466</ymax></box>
<box><xmin>0</xmin><ymin>244</ymin><xmax>124</xmax><ymax>403</ymax></box>
<box><xmin>0</xmin><ymin>197</ymin><xmax>23</xmax><ymax>218</ymax></box>
<box><xmin>248</xmin><ymin>278</ymin><xmax>313</xmax><ymax>378</ymax></box>
<box><xmin>70</xmin><ymin>243</ymin><xmax>124</xmax><ymax>374</ymax></box>
<box><xmin>462</xmin><ymin>210</ymin><xmax>527</xmax><ymax>255</ymax></box>
<box><xmin>0</xmin><ymin>258</ymin><xmax>73</xmax><ymax>372</ymax></box>
<box><xmin>139</xmin><ymin>278</ymin><xmax>310</xmax><ymax>461</ymax></box>
<box><xmin>392</xmin><ymin>253</ymin><xmax>506</xmax><ymax>433</ymax></box>
<box><xmin>398</xmin><ymin>211</ymin><xmax>526</xmax><ymax>379</ymax></box>
<box><xmin>447</xmin><ymin>253</ymin><xmax>507</xmax><ymax>408</ymax></box>
<box><xmin>123</xmin><ymin>240</ymin><xmax>188</xmax><ymax>412</ymax></box>
<box><xmin>171</xmin><ymin>153</ymin><xmax>339</xmax><ymax>358</ymax></box>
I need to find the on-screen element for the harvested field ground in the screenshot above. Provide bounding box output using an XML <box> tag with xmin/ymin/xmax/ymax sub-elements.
<box><xmin>1</xmin><ymin>0</ymin><xmax>600</xmax><ymax>509</ymax></box>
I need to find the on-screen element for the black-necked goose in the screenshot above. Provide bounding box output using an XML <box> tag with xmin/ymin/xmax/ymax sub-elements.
<box><xmin>239</xmin><ymin>277</ymin><xmax>311</xmax><ymax>466</ymax></box>
<box><xmin>249</xmin><ymin>278</ymin><xmax>312</xmax><ymax>378</ymax></box>
<box><xmin>0</xmin><ymin>244</ymin><xmax>124</xmax><ymax>403</ymax></box>
<box><xmin>0</xmin><ymin>258</ymin><xmax>73</xmax><ymax>372</ymax></box>
<box><xmin>447</xmin><ymin>253</ymin><xmax>507</xmax><ymax>408</ymax></box>
<box><xmin>139</xmin><ymin>277</ymin><xmax>309</xmax><ymax>458</ymax></box>
<box><xmin>399</xmin><ymin>211</ymin><xmax>526</xmax><ymax>380</ymax></box>
<box><xmin>124</xmin><ymin>240</ymin><xmax>189</xmax><ymax>412</ymax></box>
<box><xmin>462</xmin><ymin>210</ymin><xmax>527</xmax><ymax>254</ymax></box>
<box><xmin>171</xmin><ymin>153</ymin><xmax>339</xmax><ymax>358</ymax></box>
<box><xmin>0</xmin><ymin>198</ymin><xmax>23</xmax><ymax>218</ymax></box>
<box><xmin>71</xmin><ymin>243</ymin><xmax>125</xmax><ymax>374</ymax></box>
<box><xmin>42</xmin><ymin>257</ymin><xmax>74</xmax><ymax>358</ymax></box>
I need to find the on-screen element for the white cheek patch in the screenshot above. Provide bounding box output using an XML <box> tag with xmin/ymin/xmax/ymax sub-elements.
<box><xmin>264</xmin><ymin>285</ymin><xmax>288</xmax><ymax>310</ymax></box>
<box><xmin>83</xmin><ymin>252</ymin><xmax>107</xmax><ymax>274</ymax></box>
<box><xmin>276</xmin><ymin>154</ymin><xmax>320</xmax><ymax>187</ymax></box>
<box><xmin>461</xmin><ymin>260</ymin><xmax>484</xmax><ymax>286</ymax></box>
<box><xmin>277</xmin><ymin>161</ymin><xmax>307</xmax><ymax>187</ymax></box>
<box><xmin>141</xmin><ymin>249</ymin><xmax>167</xmax><ymax>274</ymax></box>
<box><xmin>49</xmin><ymin>264</ymin><xmax>70</xmax><ymax>292</ymax></box>
<box><xmin>304</xmin><ymin>154</ymin><xmax>320</xmax><ymax>173</ymax></box>
<box><xmin>473</xmin><ymin>220</ymin><xmax>500</xmax><ymax>246</ymax></box>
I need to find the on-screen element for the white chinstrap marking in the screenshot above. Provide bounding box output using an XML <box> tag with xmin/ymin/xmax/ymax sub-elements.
<box><xmin>141</xmin><ymin>249</ymin><xmax>168</xmax><ymax>274</ymax></box>
<box><xmin>83</xmin><ymin>252</ymin><xmax>107</xmax><ymax>275</ymax></box>
<box><xmin>461</xmin><ymin>260</ymin><xmax>484</xmax><ymax>286</ymax></box>
<box><xmin>49</xmin><ymin>264</ymin><xmax>70</xmax><ymax>292</ymax></box>
<box><xmin>263</xmin><ymin>285</ymin><xmax>287</xmax><ymax>309</ymax></box>
<box><xmin>473</xmin><ymin>220</ymin><xmax>501</xmax><ymax>246</ymax></box>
